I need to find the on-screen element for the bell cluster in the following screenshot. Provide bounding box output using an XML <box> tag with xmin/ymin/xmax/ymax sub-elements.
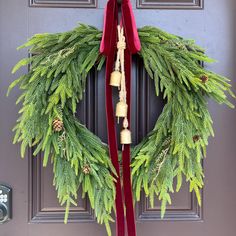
<box><xmin>110</xmin><ymin>25</ymin><xmax>132</xmax><ymax>146</ymax></box>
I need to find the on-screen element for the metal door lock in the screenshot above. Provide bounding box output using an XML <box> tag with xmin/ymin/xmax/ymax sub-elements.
<box><xmin>0</xmin><ymin>184</ymin><xmax>12</xmax><ymax>224</ymax></box>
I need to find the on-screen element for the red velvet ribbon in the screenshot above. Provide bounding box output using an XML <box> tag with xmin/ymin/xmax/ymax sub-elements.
<box><xmin>100</xmin><ymin>0</ymin><xmax>140</xmax><ymax>235</ymax></box>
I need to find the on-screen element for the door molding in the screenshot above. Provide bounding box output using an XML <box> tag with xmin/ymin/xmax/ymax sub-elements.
<box><xmin>137</xmin><ymin>0</ymin><xmax>203</xmax><ymax>9</ymax></box>
<box><xmin>135</xmin><ymin>58</ymin><xmax>203</xmax><ymax>221</ymax></box>
<box><xmin>137</xmin><ymin>191</ymin><xmax>202</xmax><ymax>221</ymax></box>
<box><xmin>28</xmin><ymin>71</ymin><xmax>97</xmax><ymax>223</ymax></box>
<box><xmin>28</xmin><ymin>61</ymin><xmax>203</xmax><ymax>223</ymax></box>
<box><xmin>28</xmin><ymin>151</ymin><xmax>95</xmax><ymax>223</ymax></box>
<box><xmin>29</xmin><ymin>0</ymin><xmax>97</xmax><ymax>8</ymax></box>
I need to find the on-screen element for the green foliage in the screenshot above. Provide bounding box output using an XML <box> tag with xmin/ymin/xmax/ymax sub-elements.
<box><xmin>132</xmin><ymin>26</ymin><xmax>235</xmax><ymax>217</ymax></box>
<box><xmin>9</xmin><ymin>24</ymin><xmax>114</xmax><ymax>235</ymax></box>
<box><xmin>9</xmin><ymin>22</ymin><xmax>235</xmax><ymax>233</ymax></box>
<box><xmin>53</xmin><ymin>110</ymin><xmax>116</xmax><ymax>229</ymax></box>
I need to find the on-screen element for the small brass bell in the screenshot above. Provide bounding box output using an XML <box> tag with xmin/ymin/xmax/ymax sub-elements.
<box><xmin>116</xmin><ymin>101</ymin><xmax>128</xmax><ymax>118</ymax></box>
<box><xmin>120</xmin><ymin>128</ymin><xmax>132</xmax><ymax>144</ymax></box>
<box><xmin>110</xmin><ymin>71</ymin><xmax>121</xmax><ymax>87</ymax></box>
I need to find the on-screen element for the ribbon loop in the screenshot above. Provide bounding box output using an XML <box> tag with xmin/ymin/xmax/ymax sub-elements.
<box><xmin>121</xmin><ymin>0</ymin><xmax>141</xmax><ymax>53</ymax></box>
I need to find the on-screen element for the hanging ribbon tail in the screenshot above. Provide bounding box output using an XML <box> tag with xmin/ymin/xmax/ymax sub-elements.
<box><xmin>100</xmin><ymin>0</ymin><xmax>125</xmax><ymax>236</ymax></box>
<box><xmin>121</xmin><ymin>0</ymin><xmax>140</xmax><ymax>235</ymax></box>
<box><xmin>122</xmin><ymin>49</ymin><xmax>137</xmax><ymax>236</ymax></box>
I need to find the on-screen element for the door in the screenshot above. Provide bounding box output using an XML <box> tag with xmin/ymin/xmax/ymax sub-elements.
<box><xmin>1</xmin><ymin>0</ymin><xmax>236</xmax><ymax>235</ymax></box>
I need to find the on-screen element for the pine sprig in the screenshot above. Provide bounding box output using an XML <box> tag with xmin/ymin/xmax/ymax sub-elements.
<box><xmin>53</xmin><ymin>110</ymin><xmax>116</xmax><ymax>233</ymax></box>
<box><xmin>132</xmin><ymin>26</ymin><xmax>235</xmax><ymax>217</ymax></box>
<box><xmin>8</xmin><ymin>24</ymin><xmax>114</xmax><ymax>235</ymax></box>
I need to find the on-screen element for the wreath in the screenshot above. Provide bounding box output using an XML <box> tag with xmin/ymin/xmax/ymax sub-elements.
<box><xmin>8</xmin><ymin>23</ymin><xmax>234</xmax><ymax>235</ymax></box>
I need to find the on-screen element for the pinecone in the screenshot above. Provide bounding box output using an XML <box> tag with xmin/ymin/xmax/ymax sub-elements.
<box><xmin>193</xmin><ymin>135</ymin><xmax>200</xmax><ymax>142</ymax></box>
<box><xmin>82</xmin><ymin>165</ymin><xmax>91</xmax><ymax>175</ymax></box>
<box><xmin>52</xmin><ymin>118</ymin><xmax>63</xmax><ymax>132</ymax></box>
<box><xmin>200</xmin><ymin>75</ymin><xmax>209</xmax><ymax>83</ymax></box>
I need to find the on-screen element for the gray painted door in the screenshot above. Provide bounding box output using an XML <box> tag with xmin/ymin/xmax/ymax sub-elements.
<box><xmin>1</xmin><ymin>0</ymin><xmax>236</xmax><ymax>235</ymax></box>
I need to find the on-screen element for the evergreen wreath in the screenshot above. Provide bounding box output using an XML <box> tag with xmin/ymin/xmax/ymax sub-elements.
<box><xmin>8</xmin><ymin>23</ymin><xmax>234</xmax><ymax>235</ymax></box>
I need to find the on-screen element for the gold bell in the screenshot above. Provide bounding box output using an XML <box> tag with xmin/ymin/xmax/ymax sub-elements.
<box><xmin>120</xmin><ymin>128</ymin><xmax>132</xmax><ymax>144</ymax></box>
<box><xmin>116</xmin><ymin>101</ymin><xmax>128</xmax><ymax>118</ymax></box>
<box><xmin>110</xmin><ymin>71</ymin><xmax>121</xmax><ymax>87</ymax></box>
